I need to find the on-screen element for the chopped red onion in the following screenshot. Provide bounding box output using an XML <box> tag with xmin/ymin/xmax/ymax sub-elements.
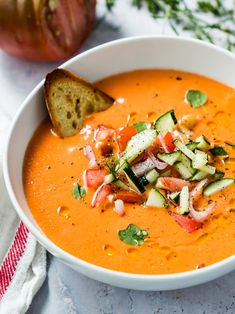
<box><xmin>131</xmin><ymin>158</ymin><xmax>155</xmax><ymax>176</ymax></box>
<box><xmin>114</xmin><ymin>199</ymin><xmax>125</xmax><ymax>216</ymax></box>
<box><xmin>190</xmin><ymin>179</ymin><xmax>209</xmax><ymax>199</ymax></box>
<box><xmin>83</xmin><ymin>144</ymin><xmax>97</xmax><ymax>167</ymax></box>
<box><xmin>189</xmin><ymin>179</ymin><xmax>216</xmax><ymax>222</ymax></box>
<box><xmin>189</xmin><ymin>201</ymin><xmax>216</xmax><ymax>222</ymax></box>
<box><xmin>147</xmin><ymin>151</ymin><xmax>168</xmax><ymax>170</ymax></box>
<box><xmin>107</xmin><ymin>194</ymin><xmax>114</xmax><ymax>203</ymax></box>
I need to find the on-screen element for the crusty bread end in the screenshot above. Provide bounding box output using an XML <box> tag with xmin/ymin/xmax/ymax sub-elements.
<box><xmin>44</xmin><ymin>69</ymin><xmax>114</xmax><ymax>137</ymax></box>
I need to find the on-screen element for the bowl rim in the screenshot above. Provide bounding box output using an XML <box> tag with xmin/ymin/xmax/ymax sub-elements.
<box><xmin>3</xmin><ymin>35</ymin><xmax>235</xmax><ymax>285</ymax></box>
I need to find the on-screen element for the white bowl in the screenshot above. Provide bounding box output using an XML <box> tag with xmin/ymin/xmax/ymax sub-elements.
<box><xmin>3</xmin><ymin>36</ymin><xmax>235</xmax><ymax>291</ymax></box>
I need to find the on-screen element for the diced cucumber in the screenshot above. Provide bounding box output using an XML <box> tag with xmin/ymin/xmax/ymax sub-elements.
<box><xmin>199</xmin><ymin>164</ymin><xmax>216</xmax><ymax>175</ymax></box>
<box><xmin>169</xmin><ymin>191</ymin><xmax>181</xmax><ymax>203</ymax></box>
<box><xmin>157</xmin><ymin>151</ymin><xmax>181</xmax><ymax>166</ymax></box>
<box><xmin>123</xmin><ymin>165</ymin><xmax>145</xmax><ymax>194</ymax></box>
<box><xmin>154</xmin><ymin>110</ymin><xmax>177</xmax><ymax>136</ymax></box>
<box><xmin>192</xmin><ymin>149</ymin><xmax>208</xmax><ymax>169</ymax></box>
<box><xmin>113</xmin><ymin>179</ymin><xmax>130</xmax><ymax>191</ymax></box>
<box><xmin>178</xmin><ymin>154</ymin><xmax>196</xmax><ymax>176</ymax></box>
<box><xmin>203</xmin><ymin>178</ymin><xmax>235</xmax><ymax>196</ymax></box>
<box><xmin>174</xmin><ymin>162</ymin><xmax>193</xmax><ymax>179</ymax></box>
<box><xmin>146</xmin><ymin>188</ymin><xmax>168</xmax><ymax>208</ymax></box>
<box><xmin>173</xmin><ymin>139</ymin><xmax>196</xmax><ymax>160</ymax></box>
<box><xmin>117</xmin><ymin>129</ymin><xmax>157</xmax><ymax>170</ymax></box>
<box><xmin>190</xmin><ymin>170</ymin><xmax>208</xmax><ymax>181</ymax></box>
<box><xmin>186</xmin><ymin>141</ymin><xmax>199</xmax><ymax>151</ymax></box>
<box><xmin>104</xmin><ymin>173</ymin><xmax>116</xmax><ymax>184</ymax></box>
<box><xmin>145</xmin><ymin>169</ymin><xmax>159</xmax><ymax>183</ymax></box>
<box><xmin>196</xmin><ymin>135</ymin><xmax>210</xmax><ymax>150</ymax></box>
<box><xmin>139</xmin><ymin>176</ymin><xmax>149</xmax><ymax>186</ymax></box>
<box><xmin>179</xmin><ymin>186</ymin><xmax>190</xmax><ymax>215</ymax></box>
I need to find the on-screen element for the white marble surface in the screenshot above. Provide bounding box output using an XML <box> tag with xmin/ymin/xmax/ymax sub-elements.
<box><xmin>1</xmin><ymin>1</ymin><xmax>235</xmax><ymax>313</ymax></box>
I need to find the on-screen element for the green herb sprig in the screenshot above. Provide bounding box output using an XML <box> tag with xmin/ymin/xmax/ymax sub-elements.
<box><xmin>72</xmin><ymin>183</ymin><xmax>86</xmax><ymax>200</ymax></box>
<box><xmin>106</xmin><ymin>0</ymin><xmax>235</xmax><ymax>51</ymax></box>
<box><xmin>118</xmin><ymin>223</ymin><xmax>148</xmax><ymax>246</ymax></box>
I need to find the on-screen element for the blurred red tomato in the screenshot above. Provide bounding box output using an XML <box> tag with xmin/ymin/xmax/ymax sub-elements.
<box><xmin>0</xmin><ymin>0</ymin><xmax>96</xmax><ymax>61</ymax></box>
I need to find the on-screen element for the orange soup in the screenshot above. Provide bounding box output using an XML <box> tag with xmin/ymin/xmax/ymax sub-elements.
<box><xmin>23</xmin><ymin>70</ymin><xmax>235</xmax><ymax>274</ymax></box>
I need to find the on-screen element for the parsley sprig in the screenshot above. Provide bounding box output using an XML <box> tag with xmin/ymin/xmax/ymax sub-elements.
<box><xmin>106</xmin><ymin>0</ymin><xmax>235</xmax><ymax>51</ymax></box>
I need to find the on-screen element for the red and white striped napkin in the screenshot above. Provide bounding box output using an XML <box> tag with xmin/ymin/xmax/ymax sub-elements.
<box><xmin>0</xmin><ymin>110</ymin><xmax>46</xmax><ymax>314</ymax></box>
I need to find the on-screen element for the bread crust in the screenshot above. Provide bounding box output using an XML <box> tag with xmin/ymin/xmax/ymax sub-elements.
<box><xmin>44</xmin><ymin>68</ymin><xmax>114</xmax><ymax>137</ymax></box>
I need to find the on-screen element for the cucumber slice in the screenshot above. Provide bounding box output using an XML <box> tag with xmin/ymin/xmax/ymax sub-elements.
<box><xmin>196</xmin><ymin>135</ymin><xmax>210</xmax><ymax>150</ymax></box>
<box><xmin>186</xmin><ymin>142</ymin><xmax>199</xmax><ymax>151</ymax></box>
<box><xmin>117</xmin><ymin>129</ymin><xmax>157</xmax><ymax>170</ymax></box>
<box><xmin>192</xmin><ymin>149</ymin><xmax>208</xmax><ymax>169</ymax></box>
<box><xmin>145</xmin><ymin>169</ymin><xmax>159</xmax><ymax>183</ymax></box>
<box><xmin>190</xmin><ymin>170</ymin><xmax>208</xmax><ymax>181</ymax></box>
<box><xmin>199</xmin><ymin>164</ymin><xmax>216</xmax><ymax>175</ymax></box>
<box><xmin>139</xmin><ymin>176</ymin><xmax>149</xmax><ymax>186</ymax></box>
<box><xmin>203</xmin><ymin>178</ymin><xmax>235</xmax><ymax>196</ymax></box>
<box><xmin>157</xmin><ymin>151</ymin><xmax>181</xmax><ymax>166</ymax></box>
<box><xmin>146</xmin><ymin>188</ymin><xmax>168</xmax><ymax>208</ymax></box>
<box><xmin>123</xmin><ymin>165</ymin><xmax>145</xmax><ymax>194</ymax></box>
<box><xmin>154</xmin><ymin>110</ymin><xmax>177</xmax><ymax>136</ymax></box>
<box><xmin>113</xmin><ymin>180</ymin><xmax>129</xmax><ymax>191</ymax></box>
<box><xmin>179</xmin><ymin>186</ymin><xmax>190</xmax><ymax>215</ymax></box>
<box><xmin>169</xmin><ymin>191</ymin><xmax>181</xmax><ymax>203</ymax></box>
<box><xmin>174</xmin><ymin>162</ymin><xmax>193</xmax><ymax>179</ymax></box>
<box><xmin>104</xmin><ymin>173</ymin><xmax>116</xmax><ymax>184</ymax></box>
<box><xmin>173</xmin><ymin>139</ymin><xmax>196</xmax><ymax>160</ymax></box>
<box><xmin>178</xmin><ymin>154</ymin><xmax>196</xmax><ymax>176</ymax></box>
<box><xmin>186</xmin><ymin>142</ymin><xmax>199</xmax><ymax>150</ymax></box>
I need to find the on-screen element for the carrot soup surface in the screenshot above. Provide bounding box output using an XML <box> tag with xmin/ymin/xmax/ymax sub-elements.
<box><xmin>23</xmin><ymin>70</ymin><xmax>235</xmax><ymax>274</ymax></box>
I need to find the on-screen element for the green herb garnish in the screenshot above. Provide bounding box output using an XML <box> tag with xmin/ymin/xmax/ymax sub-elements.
<box><xmin>225</xmin><ymin>142</ymin><xmax>235</xmax><ymax>149</ymax></box>
<box><xmin>106</xmin><ymin>1</ymin><xmax>235</xmax><ymax>51</ymax></box>
<box><xmin>134</xmin><ymin>121</ymin><xmax>148</xmax><ymax>133</ymax></box>
<box><xmin>72</xmin><ymin>183</ymin><xmax>86</xmax><ymax>199</ymax></box>
<box><xmin>118</xmin><ymin>224</ymin><xmax>148</xmax><ymax>246</ymax></box>
<box><xmin>210</xmin><ymin>146</ymin><xmax>228</xmax><ymax>156</ymax></box>
<box><xmin>186</xmin><ymin>90</ymin><xmax>208</xmax><ymax>108</ymax></box>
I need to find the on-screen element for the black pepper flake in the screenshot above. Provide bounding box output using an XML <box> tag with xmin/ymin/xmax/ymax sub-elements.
<box><xmin>176</xmin><ymin>76</ymin><xmax>182</xmax><ymax>81</ymax></box>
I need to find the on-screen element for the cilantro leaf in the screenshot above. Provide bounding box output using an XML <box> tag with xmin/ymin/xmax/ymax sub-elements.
<box><xmin>210</xmin><ymin>146</ymin><xmax>228</xmax><ymax>156</ymax></box>
<box><xmin>186</xmin><ymin>90</ymin><xmax>208</xmax><ymax>108</ymax></box>
<box><xmin>118</xmin><ymin>224</ymin><xmax>148</xmax><ymax>246</ymax></box>
<box><xmin>72</xmin><ymin>183</ymin><xmax>86</xmax><ymax>199</ymax></box>
<box><xmin>134</xmin><ymin>121</ymin><xmax>148</xmax><ymax>133</ymax></box>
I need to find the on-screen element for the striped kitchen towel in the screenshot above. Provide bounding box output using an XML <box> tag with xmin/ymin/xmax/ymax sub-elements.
<box><xmin>0</xmin><ymin>109</ymin><xmax>46</xmax><ymax>314</ymax></box>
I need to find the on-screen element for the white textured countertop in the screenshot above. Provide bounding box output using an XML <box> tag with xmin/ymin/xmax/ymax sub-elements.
<box><xmin>1</xmin><ymin>1</ymin><xmax>235</xmax><ymax>313</ymax></box>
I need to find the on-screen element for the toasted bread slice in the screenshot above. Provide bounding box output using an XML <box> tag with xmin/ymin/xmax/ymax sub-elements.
<box><xmin>44</xmin><ymin>69</ymin><xmax>114</xmax><ymax>137</ymax></box>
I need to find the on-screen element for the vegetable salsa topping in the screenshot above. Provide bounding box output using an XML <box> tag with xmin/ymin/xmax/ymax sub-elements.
<box><xmin>78</xmin><ymin>109</ymin><xmax>235</xmax><ymax>244</ymax></box>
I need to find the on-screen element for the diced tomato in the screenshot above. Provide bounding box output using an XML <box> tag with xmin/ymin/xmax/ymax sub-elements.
<box><xmin>117</xmin><ymin>126</ymin><xmax>137</xmax><ymax>152</ymax></box>
<box><xmin>115</xmin><ymin>191</ymin><xmax>144</xmax><ymax>204</ymax></box>
<box><xmin>85</xmin><ymin>169</ymin><xmax>107</xmax><ymax>189</ymax></box>
<box><xmin>95</xmin><ymin>125</ymin><xmax>115</xmax><ymax>142</ymax></box>
<box><xmin>163</xmin><ymin>132</ymin><xmax>175</xmax><ymax>152</ymax></box>
<box><xmin>91</xmin><ymin>184</ymin><xmax>112</xmax><ymax>208</ymax></box>
<box><xmin>157</xmin><ymin>177</ymin><xmax>191</xmax><ymax>192</ymax></box>
<box><xmin>170</xmin><ymin>212</ymin><xmax>202</xmax><ymax>233</ymax></box>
